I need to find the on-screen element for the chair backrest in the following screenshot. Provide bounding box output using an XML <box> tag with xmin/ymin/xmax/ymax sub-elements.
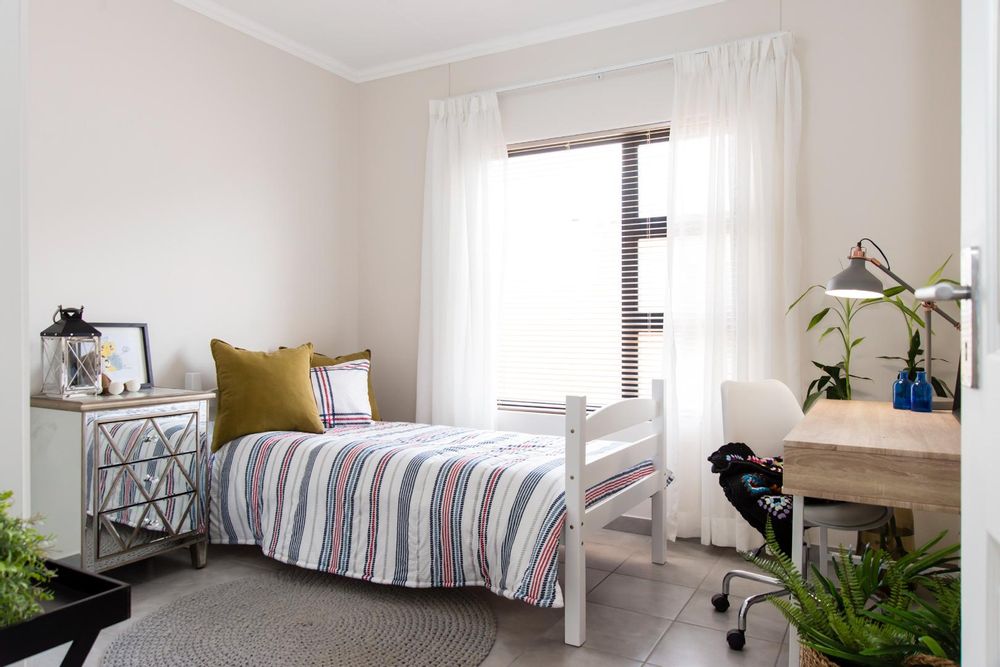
<box><xmin>720</xmin><ymin>380</ymin><xmax>803</xmax><ymax>459</ymax></box>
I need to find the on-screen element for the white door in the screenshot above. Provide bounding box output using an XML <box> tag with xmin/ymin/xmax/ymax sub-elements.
<box><xmin>958</xmin><ymin>1</ymin><xmax>1000</xmax><ymax>664</ymax></box>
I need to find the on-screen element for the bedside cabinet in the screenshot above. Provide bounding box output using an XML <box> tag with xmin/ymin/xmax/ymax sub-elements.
<box><xmin>30</xmin><ymin>388</ymin><xmax>215</xmax><ymax>572</ymax></box>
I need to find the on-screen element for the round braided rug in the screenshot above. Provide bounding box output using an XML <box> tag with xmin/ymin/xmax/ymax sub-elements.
<box><xmin>102</xmin><ymin>569</ymin><xmax>496</xmax><ymax>666</ymax></box>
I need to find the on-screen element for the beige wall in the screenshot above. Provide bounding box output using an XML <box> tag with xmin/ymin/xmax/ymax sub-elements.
<box><xmin>21</xmin><ymin>0</ymin><xmax>961</xmax><ymax>422</ymax></box>
<box><xmin>786</xmin><ymin>0</ymin><xmax>961</xmax><ymax>402</ymax></box>
<box><xmin>359</xmin><ymin>0</ymin><xmax>961</xmax><ymax>421</ymax></box>
<box><xmin>26</xmin><ymin>0</ymin><xmax>361</xmax><ymax>391</ymax></box>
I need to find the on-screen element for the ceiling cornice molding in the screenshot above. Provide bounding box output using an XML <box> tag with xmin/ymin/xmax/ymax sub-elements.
<box><xmin>171</xmin><ymin>0</ymin><xmax>360</xmax><ymax>81</ymax></box>
<box><xmin>350</xmin><ymin>0</ymin><xmax>725</xmax><ymax>82</ymax></box>
<box><xmin>171</xmin><ymin>0</ymin><xmax>725</xmax><ymax>84</ymax></box>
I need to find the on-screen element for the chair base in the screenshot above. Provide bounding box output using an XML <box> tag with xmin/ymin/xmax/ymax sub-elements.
<box><xmin>711</xmin><ymin>569</ymin><xmax>790</xmax><ymax>651</ymax></box>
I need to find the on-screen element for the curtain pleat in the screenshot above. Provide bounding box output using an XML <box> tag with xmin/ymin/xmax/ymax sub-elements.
<box><xmin>663</xmin><ymin>33</ymin><xmax>803</xmax><ymax>550</ymax></box>
<box><xmin>416</xmin><ymin>93</ymin><xmax>507</xmax><ymax>428</ymax></box>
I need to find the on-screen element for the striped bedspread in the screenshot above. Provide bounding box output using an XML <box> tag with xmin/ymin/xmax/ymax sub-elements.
<box><xmin>209</xmin><ymin>421</ymin><xmax>664</xmax><ymax>608</ymax></box>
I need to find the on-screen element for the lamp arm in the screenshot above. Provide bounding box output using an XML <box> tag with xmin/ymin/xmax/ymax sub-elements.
<box><xmin>868</xmin><ymin>261</ymin><xmax>961</xmax><ymax>329</ymax></box>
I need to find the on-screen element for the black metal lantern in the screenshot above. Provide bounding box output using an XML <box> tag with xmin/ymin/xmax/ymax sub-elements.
<box><xmin>40</xmin><ymin>306</ymin><xmax>102</xmax><ymax>397</ymax></box>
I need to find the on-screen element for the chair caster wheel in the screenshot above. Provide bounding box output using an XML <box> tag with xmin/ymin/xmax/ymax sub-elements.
<box><xmin>726</xmin><ymin>629</ymin><xmax>746</xmax><ymax>651</ymax></box>
<box><xmin>711</xmin><ymin>593</ymin><xmax>730</xmax><ymax>612</ymax></box>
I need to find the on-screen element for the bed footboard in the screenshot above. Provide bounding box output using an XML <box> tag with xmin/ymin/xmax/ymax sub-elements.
<box><xmin>563</xmin><ymin>379</ymin><xmax>668</xmax><ymax>647</ymax></box>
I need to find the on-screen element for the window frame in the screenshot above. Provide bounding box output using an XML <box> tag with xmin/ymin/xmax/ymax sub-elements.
<box><xmin>500</xmin><ymin>125</ymin><xmax>670</xmax><ymax>413</ymax></box>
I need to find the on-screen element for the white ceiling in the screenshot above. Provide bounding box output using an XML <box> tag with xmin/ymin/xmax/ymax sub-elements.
<box><xmin>172</xmin><ymin>0</ymin><xmax>722</xmax><ymax>82</ymax></box>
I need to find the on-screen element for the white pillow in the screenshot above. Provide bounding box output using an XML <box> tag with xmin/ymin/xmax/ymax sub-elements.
<box><xmin>310</xmin><ymin>360</ymin><xmax>372</xmax><ymax>428</ymax></box>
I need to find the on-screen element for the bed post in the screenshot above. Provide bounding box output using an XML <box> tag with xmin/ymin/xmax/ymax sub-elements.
<box><xmin>650</xmin><ymin>379</ymin><xmax>668</xmax><ymax>565</ymax></box>
<box><xmin>564</xmin><ymin>394</ymin><xmax>587</xmax><ymax>647</ymax></box>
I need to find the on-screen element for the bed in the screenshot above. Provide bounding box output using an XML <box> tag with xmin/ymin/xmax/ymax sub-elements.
<box><xmin>208</xmin><ymin>380</ymin><xmax>671</xmax><ymax>647</ymax></box>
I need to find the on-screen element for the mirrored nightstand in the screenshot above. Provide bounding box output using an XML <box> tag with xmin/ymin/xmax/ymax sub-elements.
<box><xmin>30</xmin><ymin>388</ymin><xmax>215</xmax><ymax>572</ymax></box>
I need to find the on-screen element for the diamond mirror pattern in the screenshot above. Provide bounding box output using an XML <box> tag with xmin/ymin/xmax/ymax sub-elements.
<box><xmin>94</xmin><ymin>411</ymin><xmax>200</xmax><ymax>559</ymax></box>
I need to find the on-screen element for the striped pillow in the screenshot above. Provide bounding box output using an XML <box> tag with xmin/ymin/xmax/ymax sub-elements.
<box><xmin>310</xmin><ymin>360</ymin><xmax>373</xmax><ymax>428</ymax></box>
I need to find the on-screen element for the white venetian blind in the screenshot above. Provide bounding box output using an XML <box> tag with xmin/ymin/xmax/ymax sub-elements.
<box><xmin>498</xmin><ymin>126</ymin><xmax>670</xmax><ymax>413</ymax></box>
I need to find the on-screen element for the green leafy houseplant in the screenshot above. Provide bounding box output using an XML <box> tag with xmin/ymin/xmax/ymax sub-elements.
<box><xmin>0</xmin><ymin>490</ymin><xmax>54</xmax><ymax>628</ymax></box>
<box><xmin>876</xmin><ymin>256</ymin><xmax>958</xmax><ymax>399</ymax></box>
<box><xmin>749</xmin><ymin>523</ymin><xmax>960</xmax><ymax>666</ymax></box>
<box><xmin>877</xmin><ymin>331</ymin><xmax>952</xmax><ymax>399</ymax></box>
<box><xmin>788</xmin><ymin>287</ymin><xmax>917</xmax><ymax>411</ymax></box>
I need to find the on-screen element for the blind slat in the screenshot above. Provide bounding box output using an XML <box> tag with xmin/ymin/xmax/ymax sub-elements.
<box><xmin>500</xmin><ymin>126</ymin><xmax>670</xmax><ymax>411</ymax></box>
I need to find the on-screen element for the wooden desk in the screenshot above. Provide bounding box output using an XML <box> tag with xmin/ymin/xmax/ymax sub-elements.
<box><xmin>783</xmin><ymin>400</ymin><xmax>960</xmax><ymax>513</ymax></box>
<box><xmin>782</xmin><ymin>400</ymin><xmax>960</xmax><ymax>667</ymax></box>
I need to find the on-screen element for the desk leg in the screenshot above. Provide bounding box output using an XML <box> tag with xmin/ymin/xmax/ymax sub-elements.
<box><xmin>788</xmin><ymin>494</ymin><xmax>804</xmax><ymax>667</ymax></box>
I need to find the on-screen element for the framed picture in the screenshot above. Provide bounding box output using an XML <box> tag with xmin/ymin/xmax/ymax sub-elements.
<box><xmin>92</xmin><ymin>323</ymin><xmax>154</xmax><ymax>388</ymax></box>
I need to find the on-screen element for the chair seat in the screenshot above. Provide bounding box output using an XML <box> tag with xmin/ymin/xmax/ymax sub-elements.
<box><xmin>804</xmin><ymin>502</ymin><xmax>892</xmax><ymax>531</ymax></box>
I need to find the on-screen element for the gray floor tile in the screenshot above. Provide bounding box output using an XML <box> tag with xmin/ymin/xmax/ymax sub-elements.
<box><xmin>482</xmin><ymin>592</ymin><xmax>564</xmax><ymax>641</ymax></box>
<box><xmin>557</xmin><ymin>566</ymin><xmax>613</xmax><ymax>593</ymax></box>
<box><xmin>588</xmin><ymin>573</ymin><xmax>695</xmax><ymax>619</ymax></box>
<box><xmin>588</xmin><ymin>527</ymin><xmax>654</xmax><ymax>552</ymax></box>
<box><xmin>646</xmin><ymin>621</ymin><xmax>782</xmax><ymax>667</ymax></box>
<box><xmin>559</xmin><ymin>540</ymin><xmax>636</xmax><ymax>572</ymax></box>
<box><xmin>542</xmin><ymin>603</ymin><xmax>671</xmax><ymax>662</ymax></box>
<box><xmin>675</xmin><ymin>589</ymin><xmax>788</xmax><ymax>643</ymax></box>
<box><xmin>481</xmin><ymin>635</ymin><xmax>541</xmax><ymax>667</ymax></box>
<box><xmin>511</xmin><ymin>644</ymin><xmax>643</xmax><ymax>666</ymax></box>
<box><xmin>616</xmin><ymin>545</ymin><xmax>718</xmax><ymax>588</ymax></box>
<box><xmin>775</xmin><ymin>641</ymin><xmax>790</xmax><ymax>667</ymax></box>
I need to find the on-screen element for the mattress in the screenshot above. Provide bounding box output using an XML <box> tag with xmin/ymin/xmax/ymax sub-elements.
<box><xmin>209</xmin><ymin>421</ymin><xmax>666</xmax><ymax>607</ymax></box>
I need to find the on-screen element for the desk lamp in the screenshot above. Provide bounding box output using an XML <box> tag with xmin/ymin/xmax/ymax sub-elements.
<box><xmin>825</xmin><ymin>239</ymin><xmax>959</xmax><ymax>399</ymax></box>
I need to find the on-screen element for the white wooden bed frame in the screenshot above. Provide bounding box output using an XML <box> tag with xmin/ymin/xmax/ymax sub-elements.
<box><xmin>562</xmin><ymin>378</ymin><xmax>669</xmax><ymax>647</ymax></box>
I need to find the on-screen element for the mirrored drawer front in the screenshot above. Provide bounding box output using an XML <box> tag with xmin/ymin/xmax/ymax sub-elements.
<box><xmin>96</xmin><ymin>451</ymin><xmax>197</xmax><ymax>513</ymax></box>
<box><xmin>96</xmin><ymin>491</ymin><xmax>199</xmax><ymax>560</ymax></box>
<box><xmin>96</xmin><ymin>412</ymin><xmax>198</xmax><ymax>466</ymax></box>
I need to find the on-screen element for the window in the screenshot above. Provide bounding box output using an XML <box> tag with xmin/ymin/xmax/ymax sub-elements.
<box><xmin>498</xmin><ymin>126</ymin><xmax>670</xmax><ymax>413</ymax></box>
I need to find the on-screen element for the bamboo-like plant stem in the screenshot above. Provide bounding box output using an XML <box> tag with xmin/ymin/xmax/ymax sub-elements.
<box><xmin>842</xmin><ymin>298</ymin><xmax>854</xmax><ymax>399</ymax></box>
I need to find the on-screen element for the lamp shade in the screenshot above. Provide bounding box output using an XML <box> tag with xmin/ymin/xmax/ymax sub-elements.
<box><xmin>825</xmin><ymin>258</ymin><xmax>884</xmax><ymax>299</ymax></box>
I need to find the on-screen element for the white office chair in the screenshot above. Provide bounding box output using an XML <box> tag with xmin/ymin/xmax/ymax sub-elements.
<box><xmin>711</xmin><ymin>380</ymin><xmax>893</xmax><ymax>650</ymax></box>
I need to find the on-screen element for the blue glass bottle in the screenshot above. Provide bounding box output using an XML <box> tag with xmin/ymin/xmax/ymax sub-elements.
<box><xmin>892</xmin><ymin>371</ymin><xmax>912</xmax><ymax>410</ymax></box>
<box><xmin>910</xmin><ymin>371</ymin><xmax>933</xmax><ymax>412</ymax></box>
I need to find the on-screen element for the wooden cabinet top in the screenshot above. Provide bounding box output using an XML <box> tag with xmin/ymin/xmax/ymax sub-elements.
<box><xmin>31</xmin><ymin>387</ymin><xmax>216</xmax><ymax>413</ymax></box>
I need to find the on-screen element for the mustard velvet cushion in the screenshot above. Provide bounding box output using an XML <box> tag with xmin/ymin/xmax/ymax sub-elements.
<box><xmin>210</xmin><ymin>340</ymin><xmax>324</xmax><ymax>452</ymax></box>
<box><xmin>310</xmin><ymin>349</ymin><xmax>381</xmax><ymax>421</ymax></box>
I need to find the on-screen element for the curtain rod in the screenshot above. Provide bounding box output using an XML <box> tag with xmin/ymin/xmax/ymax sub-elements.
<box><xmin>490</xmin><ymin>30</ymin><xmax>788</xmax><ymax>96</ymax></box>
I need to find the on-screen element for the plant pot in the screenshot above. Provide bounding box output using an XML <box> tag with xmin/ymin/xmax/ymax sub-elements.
<box><xmin>800</xmin><ymin>646</ymin><xmax>840</xmax><ymax>667</ymax></box>
<box><xmin>800</xmin><ymin>645</ymin><xmax>959</xmax><ymax>667</ymax></box>
<box><xmin>903</xmin><ymin>656</ymin><xmax>960</xmax><ymax>667</ymax></box>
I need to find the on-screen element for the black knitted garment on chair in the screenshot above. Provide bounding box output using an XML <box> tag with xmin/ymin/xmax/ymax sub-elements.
<box><xmin>707</xmin><ymin>442</ymin><xmax>793</xmax><ymax>556</ymax></box>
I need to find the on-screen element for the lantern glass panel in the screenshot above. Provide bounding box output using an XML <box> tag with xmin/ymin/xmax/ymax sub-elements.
<box><xmin>41</xmin><ymin>335</ymin><xmax>102</xmax><ymax>397</ymax></box>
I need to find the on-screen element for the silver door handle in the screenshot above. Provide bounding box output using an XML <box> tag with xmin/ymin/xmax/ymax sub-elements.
<box><xmin>915</xmin><ymin>282</ymin><xmax>972</xmax><ymax>302</ymax></box>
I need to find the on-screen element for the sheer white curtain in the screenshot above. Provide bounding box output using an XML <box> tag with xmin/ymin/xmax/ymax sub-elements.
<box><xmin>663</xmin><ymin>33</ymin><xmax>802</xmax><ymax>549</ymax></box>
<box><xmin>416</xmin><ymin>93</ymin><xmax>507</xmax><ymax>428</ymax></box>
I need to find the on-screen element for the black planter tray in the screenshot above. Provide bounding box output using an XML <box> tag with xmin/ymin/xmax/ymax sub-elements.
<box><xmin>0</xmin><ymin>560</ymin><xmax>130</xmax><ymax>667</ymax></box>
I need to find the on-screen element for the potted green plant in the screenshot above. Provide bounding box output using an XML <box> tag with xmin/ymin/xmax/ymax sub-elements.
<box><xmin>0</xmin><ymin>490</ymin><xmax>54</xmax><ymax>628</ymax></box>
<box><xmin>876</xmin><ymin>256</ymin><xmax>958</xmax><ymax>399</ymax></box>
<box><xmin>748</xmin><ymin>523</ymin><xmax>960</xmax><ymax>667</ymax></box>
<box><xmin>788</xmin><ymin>286</ymin><xmax>918</xmax><ymax>410</ymax></box>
